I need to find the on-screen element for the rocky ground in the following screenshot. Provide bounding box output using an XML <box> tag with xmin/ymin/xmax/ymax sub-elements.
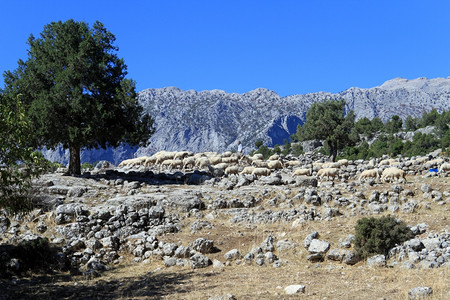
<box><xmin>0</xmin><ymin>156</ymin><xmax>449</xmax><ymax>300</ymax></box>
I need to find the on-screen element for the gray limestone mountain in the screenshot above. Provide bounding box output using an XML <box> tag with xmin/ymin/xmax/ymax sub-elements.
<box><xmin>42</xmin><ymin>77</ymin><xmax>450</xmax><ymax>165</ymax></box>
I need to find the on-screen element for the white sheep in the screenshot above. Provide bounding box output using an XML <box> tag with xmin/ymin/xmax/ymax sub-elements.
<box><xmin>252</xmin><ymin>153</ymin><xmax>264</xmax><ymax>161</ymax></box>
<box><xmin>378</xmin><ymin>159</ymin><xmax>390</xmax><ymax>166</ymax></box>
<box><xmin>286</xmin><ymin>160</ymin><xmax>302</xmax><ymax>167</ymax></box>
<box><xmin>183</xmin><ymin>157</ymin><xmax>196</xmax><ymax>169</ymax></box>
<box><xmin>170</xmin><ymin>159</ymin><xmax>183</xmax><ymax>170</ymax></box>
<box><xmin>239</xmin><ymin>155</ymin><xmax>253</xmax><ymax>165</ymax></box>
<box><xmin>160</xmin><ymin>159</ymin><xmax>174</xmax><ymax>171</ymax></box>
<box><xmin>439</xmin><ymin>163</ymin><xmax>450</xmax><ymax>173</ymax></box>
<box><xmin>222</xmin><ymin>151</ymin><xmax>233</xmax><ymax>157</ymax></box>
<box><xmin>222</xmin><ymin>156</ymin><xmax>239</xmax><ymax>164</ymax></box>
<box><xmin>252</xmin><ymin>160</ymin><xmax>268</xmax><ymax>168</ymax></box>
<box><xmin>323</xmin><ymin>162</ymin><xmax>341</xmax><ymax>169</ymax></box>
<box><xmin>381</xmin><ymin>167</ymin><xmax>406</xmax><ymax>182</ymax></box>
<box><xmin>337</xmin><ymin>159</ymin><xmax>349</xmax><ymax>166</ymax></box>
<box><xmin>425</xmin><ymin>158</ymin><xmax>444</xmax><ymax>169</ymax></box>
<box><xmin>209</xmin><ymin>156</ymin><xmax>223</xmax><ymax>165</ymax></box>
<box><xmin>174</xmin><ymin>151</ymin><xmax>192</xmax><ymax>160</ymax></box>
<box><xmin>267</xmin><ymin>160</ymin><xmax>283</xmax><ymax>170</ymax></box>
<box><xmin>214</xmin><ymin>162</ymin><xmax>228</xmax><ymax>170</ymax></box>
<box><xmin>196</xmin><ymin>158</ymin><xmax>210</xmax><ymax>169</ymax></box>
<box><xmin>292</xmin><ymin>168</ymin><xmax>311</xmax><ymax>176</ymax></box>
<box><xmin>316</xmin><ymin>168</ymin><xmax>339</xmax><ymax>181</ymax></box>
<box><xmin>240</xmin><ymin>166</ymin><xmax>255</xmax><ymax>175</ymax></box>
<box><xmin>252</xmin><ymin>167</ymin><xmax>271</xmax><ymax>177</ymax></box>
<box><xmin>359</xmin><ymin>169</ymin><xmax>379</xmax><ymax>181</ymax></box>
<box><xmin>225</xmin><ymin>165</ymin><xmax>239</xmax><ymax>175</ymax></box>
<box><xmin>268</xmin><ymin>154</ymin><xmax>279</xmax><ymax>161</ymax></box>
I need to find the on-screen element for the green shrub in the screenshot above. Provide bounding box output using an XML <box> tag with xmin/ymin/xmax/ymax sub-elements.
<box><xmin>13</xmin><ymin>237</ymin><xmax>59</xmax><ymax>272</ymax></box>
<box><xmin>354</xmin><ymin>215</ymin><xmax>413</xmax><ymax>259</ymax></box>
<box><xmin>81</xmin><ymin>162</ymin><xmax>94</xmax><ymax>169</ymax></box>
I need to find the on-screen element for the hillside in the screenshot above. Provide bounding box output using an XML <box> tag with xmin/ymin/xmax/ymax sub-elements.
<box><xmin>42</xmin><ymin>77</ymin><xmax>450</xmax><ymax>165</ymax></box>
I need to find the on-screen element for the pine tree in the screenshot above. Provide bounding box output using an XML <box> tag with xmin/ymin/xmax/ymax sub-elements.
<box><xmin>3</xmin><ymin>20</ymin><xmax>154</xmax><ymax>175</ymax></box>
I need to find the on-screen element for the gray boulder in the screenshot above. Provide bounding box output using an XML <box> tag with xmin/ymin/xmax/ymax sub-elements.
<box><xmin>367</xmin><ymin>254</ymin><xmax>386</xmax><ymax>267</ymax></box>
<box><xmin>308</xmin><ymin>239</ymin><xmax>330</xmax><ymax>254</ymax></box>
<box><xmin>190</xmin><ymin>238</ymin><xmax>214</xmax><ymax>254</ymax></box>
<box><xmin>408</xmin><ymin>286</ymin><xmax>433</xmax><ymax>299</ymax></box>
<box><xmin>224</xmin><ymin>249</ymin><xmax>242</xmax><ymax>261</ymax></box>
<box><xmin>190</xmin><ymin>253</ymin><xmax>211</xmax><ymax>269</ymax></box>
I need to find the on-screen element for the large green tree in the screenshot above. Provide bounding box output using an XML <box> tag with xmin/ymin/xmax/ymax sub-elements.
<box><xmin>0</xmin><ymin>92</ymin><xmax>47</xmax><ymax>213</ymax></box>
<box><xmin>3</xmin><ymin>20</ymin><xmax>154</xmax><ymax>175</ymax></box>
<box><xmin>295</xmin><ymin>99</ymin><xmax>356</xmax><ymax>161</ymax></box>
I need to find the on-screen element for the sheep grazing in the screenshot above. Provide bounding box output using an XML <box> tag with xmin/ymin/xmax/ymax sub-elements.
<box><xmin>439</xmin><ymin>163</ymin><xmax>450</xmax><ymax>173</ymax></box>
<box><xmin>378</xmin><ymin>159</ymin><xmax>390</xmax><ymax>166</ymax></box>
<box><xmin>222</xmin><ymin>156</ymin><xmax>239</xmax><ymax>164</ymax></box>
<box><xmin>209</xmin><ymin>156</ymin><xmax>223</xmax><ymax>165</ymax></box>
<box><xmin>323</xmin><ymin>162</ymin><xmax>341</xmax><ymax>169</ymax></box>
<box><xmin>118</xmin><ymin>156</ymin><xmax>147</xmax><ymax>168</ymax></box>
<box><xmin>252</xmin><ymin>160</ymin><xmax>268</xmax><ymax>168</ymax></box>
<box><xmin>222</xmin><ymin>151</ymin><xmax>233</xmax><ymax>158</ymax></box>
<box><xmin>268</xmin><ymin>154</ymin><xmax>279</xmax><ymax>161</ymax></box>
<box><xmin>316</xmin><ymin>168</ymin><xmax>339</xmax><ymax>181</ymax></box>
<box><xmin>267</xmin><ymin>160</ymin><xmax>283</xmax><ymax>170</ymax></box>
<box><xmin>174</xmin><ymin>151</ymin><xmax>192</xmax><ymax>160</ymax></box>
<box><xmin>381</xmin><ymin>167</ymin><xmax>406</xmax><ymax>183</ymax></box>
<box><xmin>182</xmin><ymin>157</ymin><xmax>196</xmax><ymax>170</ymax></box>
<box><xmin>425</xmin><ymin>158</ymin><xmax>444</xmax><ymax>169</ymax></box>
<box><xmin>214</xmin><ymin>162</ymin><xmax>228</xmax><ymax>170</ymax></box>
<box><xmin>359</xmin><ymin>169</ymin><xmax>379</xmax><ymax>181</ymax></box>
<box><xmin>252</xmin><ymin>153</ymin><xmax>264</xmax><ymax>161</ymax></box>
<box><xmin>286</xmin><ymin>160</ymin><xmax>302</xmax><ymax>167</ymax></box>
<box><xmin>292</xmin><ymin>168</ymin><xmax>311</xmax><ymax>176</ymax></box>
<box><xmin>196</xmin><ymin>158</ymin><xmax>210</xmax><ymax>169</ymax></box>
<box><xmin>239</xmin><ymin>156</ymin><xmax>252</xmax><ymax>165</ymax></box>
<box><xmin>252</xmin><ymin>167</ymin><xmax>271</xmax><ymax>177</ymax></box>
<box><xmin>170</xmin><ymin>159</ymin><xmax>183</xmax><ymax>170</ymax></box>
<box><xmin>240</xmin><ymin>166</ymin><xmax>255</xmax><ymax>175</ymax></box>
<box><xmin>225</xmin><ymin>165</ymin><xmax>239</xmax><ymax>175</ymax></box>
<box><xmin>337</xmin><ymin>159</ymin><xmax>348</xmax><ymax>167</ymax></box>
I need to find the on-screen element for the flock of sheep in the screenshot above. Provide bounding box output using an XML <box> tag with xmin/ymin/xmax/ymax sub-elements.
<box><xmin>118</xmin><ymin>150</ymin><xmax>450</xmax><ymax>183</ymax></box>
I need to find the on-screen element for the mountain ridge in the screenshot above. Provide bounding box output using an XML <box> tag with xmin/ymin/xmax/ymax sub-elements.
<box><xmin>42</xmin><ymin>77</ymin><xmax>450</xmax><ymax>165</ymax></box>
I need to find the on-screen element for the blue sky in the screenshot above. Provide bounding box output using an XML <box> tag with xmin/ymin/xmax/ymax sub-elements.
<box><xmin>1</xmin><ymin>0</ymin><xmax>449</xmax><ymax>96</ymax></box>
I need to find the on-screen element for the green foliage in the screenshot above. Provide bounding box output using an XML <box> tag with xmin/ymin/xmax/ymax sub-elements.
<box><xmin>294</xmin><ymin>99</ymin><xmax>357</xmax><ymax>161</ymax></box>
<box><xmin>419</xmin><ymin>108</ymin><xmax>439</xmax><ymax>127</ymax></box>
<box><xmin>385</xmin><ymin>115</ymin><xmax>403</xmax><ymax>134</ymax></box>
<box><xmin>0</xmin><ymin>93</ymin><xmax>47</xmax><ymax>214</ymax></box>
<box><xmin>81</xmin><ymin>162</ymin><xmax>94</xmax><ymax>170</ymax></box>
<box><xmin>254</xmin><ymin>144</ymin><xmax>273</xmax><ymax>159</ymax></box>
<box><xmin>3</xmin><ymin>19</ymin><xmax>154</xmax><ymax>175</ymax></box>
<box><xmin>404</xmin><ymin>115</ymin><xmax>418</xmax><ymax>131</ymax></box>
<box><xmin>255</xmin><ymin>140</ymin><xmax>263</xmax><ymax>149</ymax></box>
<box><xmin>354</xmin><ymin>215</ymin><xmax>413</xmax><ymax>259</ymax></box>
<box><xmin>291</xmin><ymin>143</ymin><xmax>304</xmax><ymax>157</ymax></box>
<box><xmin>282</xmin><ymin>139</ymin><xmax>291</xmax><ymax>156</ymax></box>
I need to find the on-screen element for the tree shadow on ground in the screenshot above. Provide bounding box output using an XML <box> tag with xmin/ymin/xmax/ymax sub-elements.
<box><xmin>0</xmin><ymin>269</ymin><xmax>216</xmax><ymax>300</ymax></box>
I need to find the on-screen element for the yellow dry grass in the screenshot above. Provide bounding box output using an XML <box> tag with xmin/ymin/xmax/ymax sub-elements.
<box><xmin>1</xmin><ymin>174</ymin><xmax>449</xmax><ymax>299</ymax></box>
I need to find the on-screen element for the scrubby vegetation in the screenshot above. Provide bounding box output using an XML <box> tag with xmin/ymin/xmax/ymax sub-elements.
<box><xmin>291</xmin><ymin>106</ymin><xmax>450</xmax><ymax>160</ymax></box>
<box><xmin>354</xmin><ymin>215</ymin><xmax>414</xmax><ymax>260</ymax></box>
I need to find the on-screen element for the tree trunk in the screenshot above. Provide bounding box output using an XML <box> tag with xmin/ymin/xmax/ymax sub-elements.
<box><xmin>329</xmin><ymin>142</ymin><xmax>338</xmax><ymax>162</ymax></box>
<box><xmin>68</xmin><ymin>144</ymin><xmax>81</xmax><ymax>175</ymax></box>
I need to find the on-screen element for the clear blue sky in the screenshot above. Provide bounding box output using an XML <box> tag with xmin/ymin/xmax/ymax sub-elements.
<box><xmin>1</xmin><ymin>0</ymin><xmax>449</xmax><ymax>96</ymax></box>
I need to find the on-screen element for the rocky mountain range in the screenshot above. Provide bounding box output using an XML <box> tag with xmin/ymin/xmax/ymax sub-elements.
<box><xmin>43</xmin><ymin>77</ymin><xmax>450</xmax><ymax>165</ymax></box>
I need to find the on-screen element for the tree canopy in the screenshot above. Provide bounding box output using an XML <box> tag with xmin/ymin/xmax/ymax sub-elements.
<box><xmin>3</xmin><ymin>20</ymin><xmax>154</xmax><ymax>175</ymax></box>
<box><xmin>294</xmin><ymin>99</ymin><xmax>356</xmax><ymax>161</ymax></box>
<box><xmin>0</xmin><ymin>92</ymin><xmax>47</xmax><ymax>213</ymax></box>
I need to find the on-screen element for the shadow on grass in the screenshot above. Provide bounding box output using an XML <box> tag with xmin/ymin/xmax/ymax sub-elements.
<box><xmin>0</xmin><ymin>269</ymin><xmax>216</xmax><ymax>300</ymax></box>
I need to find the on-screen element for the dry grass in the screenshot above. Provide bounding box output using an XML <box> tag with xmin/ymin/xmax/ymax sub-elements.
<box><xmin>1</xmin><ymin>175</ymin><xmax>449</xmax><ymax>299</ymax></box>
